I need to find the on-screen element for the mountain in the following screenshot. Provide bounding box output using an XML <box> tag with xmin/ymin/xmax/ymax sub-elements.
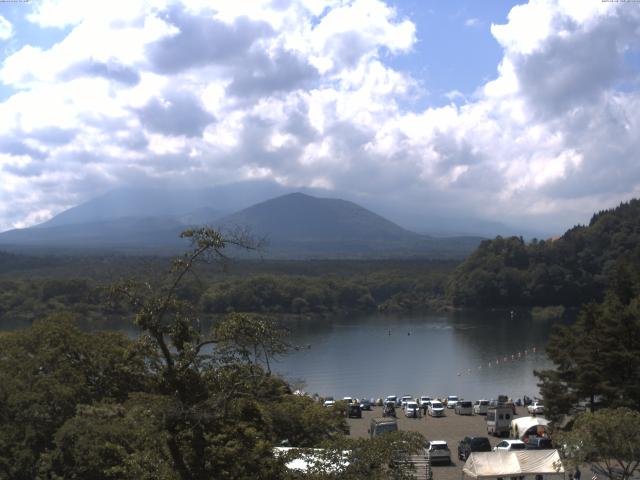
<box><xmin>0</xmin><ymin>217</ymin><xmax>188</xmax><ymax>253</ymax></box>
<box><xmin>0</xmin><ymin>191</ymin><xmax>483</xmax><ymax>259</ymax></box>
<box><xmin>218</xmin><ymin>193</ymin><xmax>419</xmax><ymax>242</ymax></box>
<box><xmin>36</xmin><ymin>180</ymin><xmax>307</xmax><ymax>229</ymax></box>
<box><xmin>215</xmin><ymin>193</ymin><xmax>482</xmax><ymax>258</ymax></box>
<box><xmin>25</xmin><ymin>179</ymin><xmax>542</xmax><ymax>237</ymax></box>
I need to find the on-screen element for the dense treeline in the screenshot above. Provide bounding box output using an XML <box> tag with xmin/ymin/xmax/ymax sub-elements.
<box><xmin>448</xmin><ymin>199</ymin><xmax>640</xmax><ymax>307</ymax></box>
<box><xmin>201</xmin><ymin>269</ymin><xmax>450</xmax><ymax>315</ymax></box>
<box><xmin>0</xmin><ymin>262</ymin><xmax>454</xmax><ymax>329</ymax></box>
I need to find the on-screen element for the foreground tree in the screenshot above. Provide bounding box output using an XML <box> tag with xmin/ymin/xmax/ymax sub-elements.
<box><xmin>536</xmin><ymin>289</ymin><xmax>640</xmax><ymax>419</ymax></box>
<box><xmin>0</xmin><ymin>315</ymin><xmax>148</xmax><ymax>480</ymax></box>
<box><xmin>281</xmin><ymin>431</ymin><xmax>425</xmax><ymax>480</ymax></box>
<box><xmin>111</xmin><ymin>228</ymin><xmax>293</xmax><ymax>480</ymax></box>
<box><xmin>557</xmin><ymin>408</ymin><xmax>640</xmax><ymax>480</ymax></box>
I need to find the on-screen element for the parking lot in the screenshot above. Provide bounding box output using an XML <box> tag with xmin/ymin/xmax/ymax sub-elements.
<box><xmin>346</xmin><ymin>405</ymin><xmax>533</xmax><ymax>480</ymax></box>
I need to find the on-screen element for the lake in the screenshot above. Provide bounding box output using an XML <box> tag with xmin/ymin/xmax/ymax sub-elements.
<box><xmin>273</xmin><ymin>310</ymin><xmax>564</xmax><ymax>401</ymax></box>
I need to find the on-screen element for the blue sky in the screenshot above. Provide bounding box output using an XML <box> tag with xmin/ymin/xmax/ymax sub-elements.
<box><xmin>0</xmin><ymin>0</ymin><xmax>639</xmax><ymax>235</ymax></box>
<box><xmin>389</xmin><ymin>0</ymin><xmax>519</xmax><ymax>107</ymax></box>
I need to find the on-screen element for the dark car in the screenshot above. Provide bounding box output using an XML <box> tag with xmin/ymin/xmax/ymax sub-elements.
<box><xmin>458</xmin><ymin>436</ymin><xmax>492</xmax><ymax>461</ymax></box>
<box><xmin>525</xmin><ymin>437</ymin><xmax>553</xmax><ymax>449</ymax></box>
<box><xmin>360</xmin><ymin>398</ymin><xmax>373</xmax><ymax>411</ymax></box>
<box><xmin>383</xmin><ymin>401</ymin><xmax>396</xmax><ymax>417</ymax></box>
<box><xmin>348</xmin><ymin>404</ymin><xmax>362</xmax><ymax>418</ymax></box>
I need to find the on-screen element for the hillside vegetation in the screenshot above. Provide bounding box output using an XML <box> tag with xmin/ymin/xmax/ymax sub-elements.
<box><xmin>448</xmin><ymin>199</ymin><xmax>640</xmax><ymax>307</ymax></box>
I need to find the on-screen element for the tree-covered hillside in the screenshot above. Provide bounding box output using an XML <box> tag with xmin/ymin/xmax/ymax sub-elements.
<box><xmin>448</xmin><ymin>199</ymin><xmax>640</xmax><ymax>307</ymax></box>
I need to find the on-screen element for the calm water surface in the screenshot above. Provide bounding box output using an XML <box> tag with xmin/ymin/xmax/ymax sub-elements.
<box><xmin>273</xmin><ymin>310</ymin><xmax>563</xmax><ymax>401</ymax></box>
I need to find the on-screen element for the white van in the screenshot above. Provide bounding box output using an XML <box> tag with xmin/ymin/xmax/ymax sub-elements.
<box><xmin>474</xmin><ymin>399</ymin><xmax>489</xmax><ymax>415</ymax></box>
<box><xmin>486</xmin><ymin>406</ymin><xmax>513</xmax><ymax>437</ymax></box>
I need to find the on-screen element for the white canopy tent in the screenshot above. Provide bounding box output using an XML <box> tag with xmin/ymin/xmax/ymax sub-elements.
<box><xmin>462</xmin><ymin>450</ymin><xmax>565</xmax><ymax>480</ymax></box>
<box><xmin>510</xmin><ymin>416</ymin><xmax>551</xmax><ymax>441</ymax></box>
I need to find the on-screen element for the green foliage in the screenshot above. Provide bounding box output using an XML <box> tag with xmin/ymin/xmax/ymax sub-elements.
<box><xmin>536</xmin><ymin>266</ymin><xmax>640</xmax><ymax>418</ymax></box>
<box><xmin>267</xmin><ymin>396</ymin><xmax>347</xmax><ymax>447</ymax></box>
<box><xmin>281</xmin><ymin>431</ymin><xmax>425</xmax><ymax>480</ymax></box>
<box><xmin>0</xmin><ymin>315</ymin><xmax>148</xmax><ymax>480</ymax></box>
<box><xmin>449</xmin><ymin>199</ymin><xmax>640</xmax><ymax>307</ymax></box>
<box><xmin>38</xmin><ymin>396</ymin><xmax>175</xmax><ymax>480</ymax></box>
<box><xmin>557</xmin><ymin>408</ymin><xmax>640</xmax><ymax>480</ymax></box>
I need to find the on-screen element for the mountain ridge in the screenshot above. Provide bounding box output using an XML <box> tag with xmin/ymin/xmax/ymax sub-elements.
<box><xmin>0</xmin><ymin>191</ymin><xmax>483</xmax><ymax>259</ymax></box>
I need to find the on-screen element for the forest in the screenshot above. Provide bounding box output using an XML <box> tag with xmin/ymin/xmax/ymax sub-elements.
<box><xmin>447</xmin><ymin>199</ymin><xmax>640</xmax><ymax>308</ymax></box>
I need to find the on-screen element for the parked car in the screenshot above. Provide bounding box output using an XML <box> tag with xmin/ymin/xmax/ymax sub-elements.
<box><xmin>405</xmin><ymin>401</ymin><xmax>421</xmax><ymax>418</ymax></box>
<box><xmin>425</xmin><ymin>441</ymin><xmax>451</xmax><ymax>465</ymax></box>
<box><xmin>446</xmin><ymin>395</ymin><xmax>460</xmax><ymax>409</ymax></box>
<box><xmin>360</xmin><ymin>398</ymin><xmax>372</xmax><ymax>410</ymax></box>
<box><xmin>347</xmin><ymin>403</ymin><xmax>362</xmax><ymax>418</ymax></box>
<box><xmin>419</xmin><ymin>396</ymin><xmax>432</xmax><ymax>408</ymax></box>
<box><xmin>428</xmin><ymin>401</ymin><xmax>445</xmax><ymax>417</ymax></box>
<box><xmin>343</xmin><ymin>396</ymin><xmax>354</xmax><ymax>404</ymax></box>
<box><xmin>528</xmin><ymin>402</ymin><xmax>544</xmax><ymax>415</ymax></box>
<box><xmin>525</xmin><ymin>437</ymin><xmax>553</xmax><ymax>450</ymax></box>
<box><xmin>458</xmin><ymin>437</ymin><xmax>491</xmax><ymax>460</ymax></box>
<box><xmin>369</xmin><ymin>417</ymin><xmax>398</xmax><ymax>439</ymax></box>
<box><xmin>323</xmin><ymin>399</ymin><xmax>336</xmax><ymax>408</ymax></box>
<box><xmin>494</xmin><ymin>440</ymin><xmax>527</xmax><ymax>451</ymax></box>
<box><xmin>458</xmin><ymin>436</ymin><xmax>492</xmax><ymax>461</ymax></box>
<box><xmin>473</xmin><ymin>400</ymin><xmax>489</xmax><ymax>415</ymax></box>
<box><xmin>401</xmin><ymin>395</ymin><xmax>414</xmax><ymax>407</ymax></box>
<box><xmin>385</xmin><ymin>395</ymin><xmax>398</xmax><ymax>406</ymax></box>
<box><xmin>455</xmin><ymin>401</ymin><xmax>473</xmax><ymax>415</ymax></box>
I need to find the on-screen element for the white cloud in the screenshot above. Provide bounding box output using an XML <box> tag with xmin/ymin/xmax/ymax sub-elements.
<box><xmin>0</xmin><ymin>0</ymin><xmax>639</xmax><ymax>235</ymax></box>
<box><xmin>0</xmin><ymin>15</ymin><xmax>12</xmax><ymax>40</ymax></box>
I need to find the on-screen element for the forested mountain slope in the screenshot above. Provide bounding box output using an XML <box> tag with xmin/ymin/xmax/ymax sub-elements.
<box><xmin>448</xmin><ymin>199</ymin><xmax>640</xmax><ymax>307</ymax></box>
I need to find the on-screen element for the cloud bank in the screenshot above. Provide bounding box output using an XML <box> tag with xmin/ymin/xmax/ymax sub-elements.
<box><xmin>0</xmin><ymin>0</ymin><xmax>639</xmax><ymax>234</ymax></box>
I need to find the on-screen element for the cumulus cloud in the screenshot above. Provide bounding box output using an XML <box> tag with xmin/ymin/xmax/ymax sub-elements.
<box><xmin>0</xmin><ymin>0</ymin><xmax>639</xmax><ymax>235</ymax></box>
<box><xmin>0</xmin><ymin>15</ymin><xmax>12</xmax><ymax>40</ymax></box>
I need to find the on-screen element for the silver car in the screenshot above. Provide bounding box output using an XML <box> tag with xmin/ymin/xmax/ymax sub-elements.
<box><xmin>425</xmin><ymin>440</ymin><xmax>451</xmax><ymax>465</ymax></box>
<box><xmin>428</xmin><ymin>401</ymin><xmax>445</xmax><ymax>417</ymax></box>
<box><xmin>405</xmin><ymin>401</ymin><xmax>421</xmax><ymax>418</ymax></box>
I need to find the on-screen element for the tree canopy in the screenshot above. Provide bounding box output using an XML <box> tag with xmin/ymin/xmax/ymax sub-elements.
<box><xmin>448</xmin><ymin>199</ymin><xmax>640</xmax><ymax>307</ymax></box>
<box><xmin>557</xmin><ymin>408</ymin><xmax>640</xmax><ymax>480</ymax></box>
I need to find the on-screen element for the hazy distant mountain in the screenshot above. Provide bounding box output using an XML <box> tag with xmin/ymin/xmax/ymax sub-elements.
<box><xmin>37</xmin><ymin>180</ymin><xmax>297</xmax><ymax>229</ymax></box>
<box><xmin>215</xmin><ymin>193</ymin><xmax>483</xmax><ymax>258</ymax></box>
<box><xmin>0</xmin><ymin>216</ymin><xmax>187</xmax><ymax>251</ymax></box>
<box><xmin>23</xmin><ymin>179</ymin><xmax>541</xmax><ymax>239</ymax></box>
<box><xmin>0</xmin><ymin>191</ymin><xmax>483</xmax><ymax>258</ymax></box>
<box><xmin>219</xmin><ymin>193</ymin><xmax>419</xmax><ymax>242</ymax></box>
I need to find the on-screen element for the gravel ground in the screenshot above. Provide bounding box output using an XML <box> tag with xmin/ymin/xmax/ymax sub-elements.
<box><xmin>346</xmin><ymin>405</ymin><xmax>553</xmax><ymax>480</ymax></box>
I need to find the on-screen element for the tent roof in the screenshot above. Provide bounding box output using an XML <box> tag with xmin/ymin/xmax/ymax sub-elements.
<box><xmin>511</xmin><ymin>416</ymin><xmax>550</xmax><ymax>432</ymax></box>
<box><xmin>463</xmin><ymin>450</ymin><xmax>565</xmax><ymax>478</ymax></box>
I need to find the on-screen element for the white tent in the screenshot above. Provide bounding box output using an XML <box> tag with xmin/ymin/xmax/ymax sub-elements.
<box><xmin>510</xmin><ymin>416</ymin><xmax>551</xmax><ymax>440</ymax></box>
<box><xmin>462</xmin><ymin>450</ymin><xmax>564</xmax><ymax>480</ymax></box>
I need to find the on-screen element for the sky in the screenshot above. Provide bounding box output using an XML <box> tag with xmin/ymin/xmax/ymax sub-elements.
<box><xmin>0</xmin><ymin>0</ymin><xmax>639</xmax><ymax>235</ymax></box>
